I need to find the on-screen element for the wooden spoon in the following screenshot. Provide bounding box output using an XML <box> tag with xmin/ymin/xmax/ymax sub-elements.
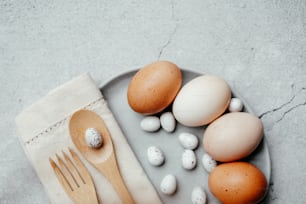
<box><xmin>69</xmin><ymin>109</ymin><xmax>135</xmax><ymax>204</ymax></box>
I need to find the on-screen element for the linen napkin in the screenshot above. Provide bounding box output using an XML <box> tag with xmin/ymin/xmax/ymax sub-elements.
<box><xmin>15</xmin><ymin>73</ymin><xmax>162</xmax><ymax>204</ymax></box>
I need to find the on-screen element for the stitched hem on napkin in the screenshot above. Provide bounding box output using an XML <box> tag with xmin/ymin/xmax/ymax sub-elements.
<box><xmin>24</xmin><ymin>97</ymin><xmax>105</xmax><ymax>145</ymax></box>
<box><xmin>16</xmin><ymin>73</ymin><xmax>102</xmax><ymax>144</ymax></box>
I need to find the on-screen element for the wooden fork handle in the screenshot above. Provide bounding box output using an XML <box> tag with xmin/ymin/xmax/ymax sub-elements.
<box><xmin>96</xmin><ymin>156</ymin><xmax>135</xmax><ymax>204</ymax></box>
<box><xmin>74</xmin><ymin>191</ymin><xmax>99</xmax><ymax>204</ymax></box>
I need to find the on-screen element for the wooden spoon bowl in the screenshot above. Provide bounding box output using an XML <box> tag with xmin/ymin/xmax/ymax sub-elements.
<box><xmin>69</xmin><ymin>109</ymin><xmax>135</xmax><ymax>204</ymax></box>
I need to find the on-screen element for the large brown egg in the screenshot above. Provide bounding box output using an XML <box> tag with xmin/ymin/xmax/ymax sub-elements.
<box><xmin>208</xmin><ymin>162</ymin><xmax>268</xmax><ymax>204</ymax></box>
<box><xmin>127</xmin><ymin>61</ymin><xmax>182</xmax><ymax>115</ymax></box>
<box><xmin>203</xmin><ymin>112</ymin><xmax>263</xmax><ymax>162</ymax></box>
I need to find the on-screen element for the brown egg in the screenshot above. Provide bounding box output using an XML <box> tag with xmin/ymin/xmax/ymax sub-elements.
<box><xmin>127</xmin><ymin>61</ymin><xmax>182</xmax><ymax>115</ymax></box>
<box><xmin>208</xmin><ymin>162</ymin><xmax>268</xmax><ymax>204</ymax></box>
<box><xmin>203</xmin><ymin>112</ymin><xmax>263</xmax><ymax>162</ymax></box>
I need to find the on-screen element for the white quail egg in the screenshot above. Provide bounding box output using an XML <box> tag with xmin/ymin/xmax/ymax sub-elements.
<box><xmin>191</xmin><ymin>186</ymin><xmax>206</xmax><ymax>204</ymax></box>
<box><xmin>147</xmin><ymin>146</ymin><xmax>165</xmax><ymax>166</ymax></box>
<box><xmin>179</xmin><ymin>132</ymin><xmax>199</xmax><ymax>150</ymax></box>
<box><xmin>182</xmin><ymin>149</ymin><xmax>197</xmax><ymax>170</ymax></box>
<box><xmin>202</xmin><ymin>153</ymin><xmax>217</xmax><ymax>173</ymax></box>
<box><xmin>160</xmin><ymin>174</ymin><xmax>177</xmax><ymax>195</ymax></box>
<box><xmin>228</xmin><ymin>98</ymin><xmax>244</xmax><ymax>112</ymax></box>
<box><xmin>160</xmin><ymin>112</ymin><xmax>176</xmax><ymax>132</ymax></box>
<box><xmin>140</xmin><ymin>116</ymin><xmax>160</xmax><ymax>132</ymax></box>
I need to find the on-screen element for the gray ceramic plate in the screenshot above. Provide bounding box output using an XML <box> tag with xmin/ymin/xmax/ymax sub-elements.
<box><xmin>100</xmin><ymin>69</ymin><xmax>271</xmax><ymax>204</ymax></box>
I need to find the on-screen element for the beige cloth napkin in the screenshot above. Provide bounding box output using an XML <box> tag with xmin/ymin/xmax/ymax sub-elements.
<box><xmin>15</xmin><ymin>73</ymin><xmax>162</xmax><ymax>204</ymax></box>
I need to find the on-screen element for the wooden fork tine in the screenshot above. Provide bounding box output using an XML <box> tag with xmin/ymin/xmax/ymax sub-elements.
<box><xmin>56</xmin><ymin>154</ymin><xmax>78</xmax><ymax>190</ymax></box>
<box><xmin>68</xmin><ymin>148</ymin><xmax>92</xmax><ymax>183</ymax></box>
<box><xmin>62</xmin><ymin>150</ymin><xmax>84</xmax><ymax>186</ymax></box>
<box><xmin>50</xmin><ymin>150</ymin><xmax>99</xmax><ymax>204</ymax></box>
<box><xmin>49</xmin><ymin>158</ymin><xmax>73</xmax><ymax>193</ymax></box>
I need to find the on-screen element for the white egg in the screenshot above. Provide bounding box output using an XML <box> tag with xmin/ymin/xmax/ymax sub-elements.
<box><xmin>147</xmin><ymin>146</ymin><xmax>165</xmax><ymax>166</ymax></box>
<box><xmin>160</xmin><ymin>174</ymin><xmax>177</xmax><ymax>195</ymax></box>
<box><xmin>160</xmin><ymin>112</ymin><xmax>176</xmax><ymax>132</ymax></box>
<box><xmin>191</xmin><ymin>186</ymin><xmax>207</xmax><ymax>204</ymax></box>
<box><xmin>182</xmin><ymin>149</ymin><xmax>197</xmax><ymax>170</ymax></box>
<box><xmin>140</xmin><ymin>116</ymin><xmax>160</xmax><ymax>132</ymax></box>
<box><xmin>85</xmin><ymin>128</ymin><xmax>103</xmax><ymax>148</ymax></box>
<box><xmin>178</xmin><ymin>132</ymin><xmax>199</xmax><ymax>150</ymax></box>
<box><xmin>228</xmin><ymin>98</ymin><xmax>244</xmax><ymax>112</ymax></box>
<box><xmin>202</xmin><ymin>153</ymin><xmax>217</xmax><ymax>173</ymax></box>
<box><xmin>173</xmin><ymin>75</ymin><xmax>231</xmax><ymax>127</ymax></box>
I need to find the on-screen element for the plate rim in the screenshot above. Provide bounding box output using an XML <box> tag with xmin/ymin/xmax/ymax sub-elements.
<box><xmin>99</xmin><ymin>67</ymin><xmax>271</xmax><ymax>198</ymax></box>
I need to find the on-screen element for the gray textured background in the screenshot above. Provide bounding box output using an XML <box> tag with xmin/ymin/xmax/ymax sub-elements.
<box><xmin>1</xmin><ymin>0</ymin><xmax>306</xmax><ymax>203</ymax></box>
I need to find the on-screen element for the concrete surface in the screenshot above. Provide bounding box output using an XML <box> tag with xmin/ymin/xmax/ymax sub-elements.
<box><xmin>1</xmin><ymin>0</ymin><xmax>306</xmax><ymax>203</ymax></box>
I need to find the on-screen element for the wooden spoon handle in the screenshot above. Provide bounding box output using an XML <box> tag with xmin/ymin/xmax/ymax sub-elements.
<box><xmin>106</xmin><ymin>165</ymin><xmax>134</xmax><ymax>204</ymax></box>
<box><xmin>96</xmin><ymin>154</ymin><xmax>135</xmax><ymax>204</ymax></box>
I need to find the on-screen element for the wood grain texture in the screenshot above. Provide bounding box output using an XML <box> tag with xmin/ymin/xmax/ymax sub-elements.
<box><xmin>69</xmin><ymin>109</ymin><xmax>135</xmax><ymax>204</ymax></box>
<box><xmin>50</xmin><ymin>148</ymin><xmax>99</xmax><ymax>204</ymax></box>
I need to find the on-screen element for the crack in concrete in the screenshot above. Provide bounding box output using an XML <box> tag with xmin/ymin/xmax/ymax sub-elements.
<box><xmin>275</xmin><ymin>101</ymin><xmax>306</xmax><ymax>123</ymax></box>
<box><xmin>269</xmin><ymin>182</ymin><xmax>278</xmax><ymax>201</ymax></box>
<box><xmin>157</xmin><ymin>0</ymin><xmax>178</xmax><ymax>60</ymax></box>
<box><xmin>157</xmin><ymin>24</ymin><xmax>177</xmax><ymax>59</ymax></box>
<box><xmin>259</xmin><ymin>87</ymin><xmax>306</xmax><ymax>119</ymax></box>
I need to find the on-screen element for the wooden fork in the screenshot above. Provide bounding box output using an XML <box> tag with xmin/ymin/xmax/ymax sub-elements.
<box><xmin>49</xmin><ymin>148</ymin><xmax>99</xmax><ymax>204</ymax></box>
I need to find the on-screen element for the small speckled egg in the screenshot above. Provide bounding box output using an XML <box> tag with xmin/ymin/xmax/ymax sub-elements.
<box><xmin>127</xmin><ymin>61</ymin><xmax>182</xmax><ymax>115</ymax></box>
<box><xmin>160</xmin><ymin>174</ymin><xmax>177</xmax><ymax>195</ymax></box>
<box><xmin>140</xmin><ymin>116</ymin><xmax>160</xmax><ymax>132</ymax></box>
<box><xmin>160</xmin><ymin>112</ymin><xmax>176</xmax><ymax>132</ymax></box>
<box><xmin>182</xmin><ymin>149</ymin><xmax>197</xmax><ymax>170</ymax></box>
<box><xmin>191</xmin><ymin>186</ymin><xmax>207</xmax><ymax>204</ymax></box>
<box><xmin>178</xmin><ymin>132</ymin><xmax>199</xmax><ymax>150</ymax></box>
<box><xmin>228</xmin><ymin>98</ymin><xmax>244</xmax><ymax>112</ymax></box>
<box><xmin>201</xmin><ymin>153</ymin><xmax>217</xmax><ymax>173</ymax></box>
<box><xmin>208</xmin><ymin>162</ymin><xmax>267</xmax><ymax>204</ymax></box>
<box><xmin>147</xmin><ymin>146</ymin><xmax>165</xmax><ymax>166</ymax></box>
<box><xmin>85</xmin><ymin>128</ymin><xmax>103</xmax><ymax>148</ymax></box>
